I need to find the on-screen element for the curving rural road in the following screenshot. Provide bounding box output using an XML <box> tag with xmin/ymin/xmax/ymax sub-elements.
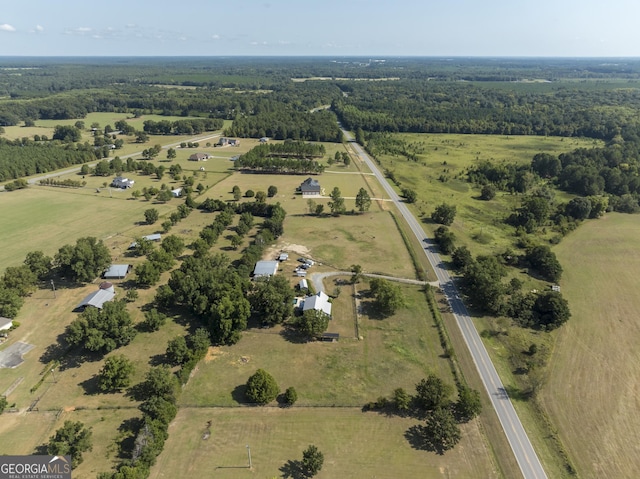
<box><xmin>343</xmin><ymin>127</ymin><xmax>547</xmax><ymax>479</ymax></box>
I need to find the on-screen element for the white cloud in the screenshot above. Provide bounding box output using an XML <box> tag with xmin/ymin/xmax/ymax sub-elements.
<box><xmin>212</xmin><ymin>34</ymin><xmax>220</xmax><ymax>39</ymax></box>
<box><xmin>36</xmin><ymin>25</ymin><xmax>44</xmax><ymax>32</ymax></box>
<box><xmin>0</xmin><ymin>23</ymin><xmax>16</xmax><ymax>32</ymax></box>
<box><xmin>77</xmin><ymin>27</ymin><xmax>92</xmax><ymax>32</ymax></box>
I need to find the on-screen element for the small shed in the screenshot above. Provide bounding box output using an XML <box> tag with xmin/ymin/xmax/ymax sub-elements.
<box><xmin>253</xmin><ymin>260</ymin><xmax>279</xmax><ymax>278</ymax></box>
<box><xmin>278</xmin><ymin>252</ymin><xmax>289</xmax><ymax>262</ymax></box>
<box><xmin>0</xmin><ymin>317</ymin><xmax>13</xmax><ymax>331</ymax></box>
<box><xmin>171</xmin><ymin>187</ymin><xmax>183</xmax><ymax>198</ymax></box>
<box><xmin>298</xmin><ymin>279</ymin><xmax>308</xmax><ymax>290</ymax></box>
<box><xmin>129</xmin><ymin>234</ymin><xmax>162</xmax><ymax>249</ymax></box>
<box><xmin>104</xmin><ymin>264</ymin><xmax>132</xmax><ymax>279</ymax></box>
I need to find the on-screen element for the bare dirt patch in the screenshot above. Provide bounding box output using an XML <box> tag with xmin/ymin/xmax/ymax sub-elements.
<box><xmin>203</xmin><ymin>346</ymin><xmax>225</xmax><ymax>363</ymax></box>
<box><xmin>263</xmin><ymin>242</ymin><xmax>311</xmax><ymax>261</ymax></box>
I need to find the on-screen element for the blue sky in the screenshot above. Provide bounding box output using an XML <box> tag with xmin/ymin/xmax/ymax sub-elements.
<box><xmin>1</xmin><ymin>0</ymin><xmax>639</xmax><ymax>56</ymax></box>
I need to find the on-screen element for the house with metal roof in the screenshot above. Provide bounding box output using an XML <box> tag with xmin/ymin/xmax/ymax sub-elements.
<box><xmin>75</xmin><ymin>286</ymin><xmax>115</xmax><ymax>311</ymax></box>
<box><xmin>0</xmin><ymin>317</ymin><xmax>13</xmax><ymax>331</ymax></box>
<box><xmin>171</xmin><ymin>187</ymin><xmax>183</xmax><ymax>198</ymax></box>
<box><xmin>128</xmin><ymin>234</ymin><xmax>162</xmax><ymax>249</ymax></box>
<box><xmin>302</xmin><ymin>291</ymin><xmax>332</xmax><ymax>317</ymax></box>
<box><xmin>103</xmin><ymin>264</ymin><xmax>132</xmax><ymax>279</ymax></box>
<box><xmin>298</xmin><ymin>177</ymin><xmax>321</xmax><ymax>196</ymax></box>
<box><xmin>253</xmin><ymin>260</ymin><xmax>279</xmax><ymax>278</ymax></box>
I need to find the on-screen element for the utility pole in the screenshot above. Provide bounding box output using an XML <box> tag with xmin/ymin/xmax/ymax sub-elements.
<box><xmin>50</xmin><ymin>279</ymin><xmax>56</xmax><ymax>298</ymax></box>
<box><xmin>246</xmin><ymin>445</ymin><xmax>252</xmax><ymax>469</ymax></box>
<box><xmin>50</xmin><ymin>368</ymin><xmax>56</xmax><ymax>383</ymax></box>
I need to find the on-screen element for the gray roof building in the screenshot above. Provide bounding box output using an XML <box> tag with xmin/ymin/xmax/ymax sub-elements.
<box><xmin>299</xmin><ymin>177</ymin><xmax>321</xmax><ymax>196</ymax></box>
<box><xmin>75</xmin><ymin>288</ymin><xmax>116</xmax><ymax>311</ymax></box>
<box><xmin>103</xmin><ymin>264</ymin><xmax>132</xmax><ymax>279</ymax></box>
<box><xmin>302</xmin><ymin>291</ymin><xmax>332</xmax><ymax>317</ymax></box>
<box><xmin>0</xmin><ymin>317</ymin><xmax>13</xmax><ymax>331</ymax></box>
<box><xmin>253</xmin><ymin>260</ymin><xmax>279</xmax><ymax>278</ymax></box>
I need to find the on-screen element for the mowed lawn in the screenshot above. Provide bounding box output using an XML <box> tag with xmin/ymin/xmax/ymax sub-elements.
<box><xmin>149</xmin><ymin>407</ymin><xmax>498</xmax><ymax>479</ymax></box>
<box><xmin>541</xmin><ymin>213</ymin><xmax>640</xmax><ymax>479</ymax></box>
<box><xmin>180</xmin><ymin>284</ymin><xmax>451</xmax><ymax>407</ymax></box>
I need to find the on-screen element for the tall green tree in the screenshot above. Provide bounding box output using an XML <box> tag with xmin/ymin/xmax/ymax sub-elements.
<box><xmin>414</xmin><ymin>374</ymin><xmax>453</xmax><ymax>412</ymax></box>
<box><xmin>431</xmin><ymin>203</ymin><xmax>457</xmax><ymax>226</ymax></box>
<box><xmin>422</xmin><ymin>407</ymin><xmax>461</xmax><ymax>453</ymax></box>
<box><xmin>55</xmin><ymin>237</ymin><xmax>111</xmax><ymax>283</ymax></box>
<box><xmin>99</xmin><ymin>354</ymin><xmax>135</xmax><ymax>392</ymax></box>
<box><xmin>66</xmin><ymin>300</ymin><xmax>136</xmax><ymax>353</ymax></box>
<box><xmin>250</xmin><ymin>275</ymin><xmax>294</xmax><ymax>325</ymax></box>
<box><xmin>47</xmin><ymin>420</ymin><xmax>93</xmax><ymax>467</ymax></box>
<box><xmin>144</xmin><ymin>208</ymin><xmax>159</xmax><ymax>225</ymax></box>
<box><xmin>301</xmin><ymin>445</ymin><xmax>324</xmax><ymax>477</ymax></box>
<box><xmin>246</xmin><ymin>369</ymin><xmax>280</xmax><ymax>404</ymax></box>
<box><xmin>355</xmin><ymin>187</ymin><xmax>372</xmax><ymax>212</ymax></box>
<box><xmin>455</xmin><ymin>385</ymin><xmax>482</xmax><ymax>422</ymax></box>
<box><xmin>328</xmin><ymin>186</ymin><xmax>345</xmax><ymax>215</ymax></box>
<box><xmin>369</xmin><ymin>278</ymin><xmax>406</xmax><ymax>316</ymax></box>
<box><xmin>297</xmin><ymin>309</ymin><xmax>330</xmax><ymax>339</ymax></box>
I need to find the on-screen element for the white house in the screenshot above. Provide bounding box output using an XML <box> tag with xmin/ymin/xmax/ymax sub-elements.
<box><xmin>171</xmin><ymin>187</ymin><xmax>183</xmax><ymax>198</ymax></box>
<box><xmin>111</xmin><ymin>176</ymin><xmax>135</xmax><ymax>189</ymax></box>
<box><xmin>302</xmin><ymin>291</ymin><xmax>332</xmax><ymax>317</ymax></box>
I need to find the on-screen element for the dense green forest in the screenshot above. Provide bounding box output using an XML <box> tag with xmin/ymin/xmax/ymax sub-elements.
<box><xmin>5</xmin><ymin>56</ymin><xmax>640</xmax><ymax>194</ymax></box>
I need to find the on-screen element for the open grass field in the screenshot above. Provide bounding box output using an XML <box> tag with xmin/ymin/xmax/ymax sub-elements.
<box><xmin>540</xmin><ymin>213</ymin><xmax>640</xmax><ymax>479</ymax></box>
<box><xmin>149</xmin><ymin>407</ymin><xmax>498</xmax><ymax>479</ymax></box>
<box><xmin>0</xmin><ymin>186</ymin><xmax>177</xmax><ymax>269</ymax></box>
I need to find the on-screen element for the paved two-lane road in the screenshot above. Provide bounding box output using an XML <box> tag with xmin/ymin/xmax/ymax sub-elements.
<box><xmin>344</xmin><ymin>129</ymin><xmax>547</xmax><ymax>479</ymax></box>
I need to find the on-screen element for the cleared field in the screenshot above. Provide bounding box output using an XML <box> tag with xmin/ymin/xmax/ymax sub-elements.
<box><xmin>541</xmin><ymin>213</ymin><xmax>640</xmax><ymax>479</ymax></box>
<box><xmin>0</xmin><ymin>186</ymin><xmax>175</xmax><ymax>269</ymax></box>
<box><xmin>149</xmin><ymin>407</ymin><xmax>498</xmax><ymax>479</ymax></box>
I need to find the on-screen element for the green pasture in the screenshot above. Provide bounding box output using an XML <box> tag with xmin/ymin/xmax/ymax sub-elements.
<box><xmin>181</xmin><ymin>284</ymin><xmax>449</xmax><ymax>407</ymax></box>
<box><xmin>149</xmin><ymin>407</ymin><xmax>498</xmax><ymax>479</ymax></box>
<box><xmin>373</xmin><ymin>133</ymin><xmax>601</xmax><ymax>259</ymax></box>
<box><xmin>540</xmin><ymin>213</ymin><xmax>640</xmax><ymax>478</ymax></box>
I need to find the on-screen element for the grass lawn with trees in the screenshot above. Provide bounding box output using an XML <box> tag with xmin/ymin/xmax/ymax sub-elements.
<box><xmin>149</xmin><ymin>407</ymin><xmax>498</xmax><ymax>479</ymax></box>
